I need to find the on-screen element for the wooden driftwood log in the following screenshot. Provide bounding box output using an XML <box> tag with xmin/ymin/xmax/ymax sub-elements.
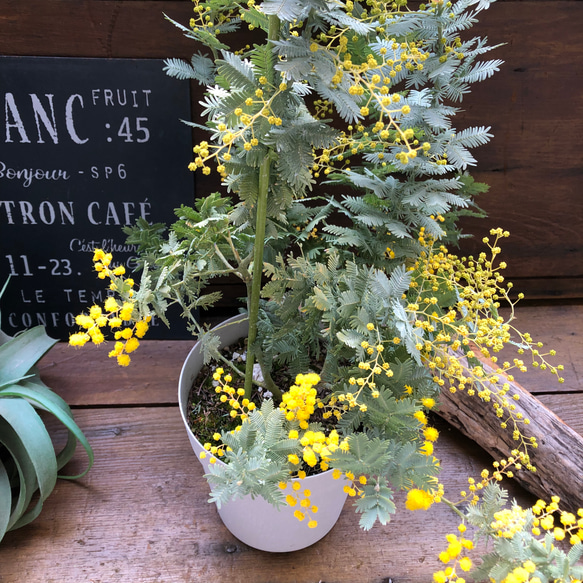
<box><xmin>436</xmin><ymin>351</ymin><xmax>583</xmax><ymax>512</ymax></box>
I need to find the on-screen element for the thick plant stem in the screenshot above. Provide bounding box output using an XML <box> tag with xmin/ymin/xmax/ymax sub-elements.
<box><xmin>244</xmin><ymin>156</ymin><xmax>271</xmax><ymax>399</ymax></box>
<box><xmin>242</xmin><ymin>14</ymin><xmax>281</xmax><ymax>401</ymax></box>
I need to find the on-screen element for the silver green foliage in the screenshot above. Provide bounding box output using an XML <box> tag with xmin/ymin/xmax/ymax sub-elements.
<box><xmin>205</xmin><ymin>400</ymin><xmax>296</xmax><ymax>508</ymax></box>
<box><xmin>464</xmin><ymin>483</ymin><xmax>583</xmax><ymax>583</ymax></box>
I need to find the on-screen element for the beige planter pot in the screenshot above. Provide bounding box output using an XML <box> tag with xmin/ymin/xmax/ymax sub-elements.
<box><xmin>178</xmin><ymin>314</ymin><xmax>348</xmax><ymax>552</ymax></box>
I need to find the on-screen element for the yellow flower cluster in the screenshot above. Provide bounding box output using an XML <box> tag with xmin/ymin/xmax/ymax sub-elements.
<box><xmin>213</xmin><ymin>366</ymin><xmax>257</xmax><ymax>422</ymax></box>
<box><xmin>307</xmin><ymin>23</ymin><xmax>435</xmax><ymax>172</ymax></box>
<box><xmin>491</xmin><ymin>506</ymin><xmax>528</xmax><ymax>539</ymax></box>
<box><xmin>188</xmin><ymin>0</ymin><xmax>240</xmax><ymax>35</ymax></box>
<box><xmin>187</xmin><ymin>78</ymin><xmax>285</xmax><ymax>178</ymax></box>
<box><xmin>279</xmin><ymin>373</ymin><xmax>349</xmax><ymax>471</ymax></box>
<box><xmin>280</xmin><ymin>373</ymin><xmax>321</xmax><ymax>429</ymax></box>
<box><xmin>530</xmin><ymin>496</ymin><xmax>583</xmax><ymax>545</ymax></box>
<box><xmin>333</xmin><ymin>323</ymin><xmax>394</xmax><ymax>407</ymax></box>
<box><xmin>188</xmin><ymin>85</ymin><xmax>287</xmax><ymax>178</ymax></box>
<box><xmin>298</xmin><ymin>428</ymin><xmax>343</xmax><ymax>471</ymax></box>
<box><xmin>339</xmin><ymin>470</ymin><xmax>368</xmax><ymax>498</ymax></box>
<box><xmin>405</xmin><ymin>488</ymin><xmax>437</xmax><ymax>511</ymax></box>
<box><xmin>278</xmin><ymin>477</ymin><xmax>319</xmax><ymax>529</ymax></box>
<box><xmin>199</xmin><ymin>366</ymin><xmax>261</xmax><ymax>464</ymax></box>
<box><xmin>199</xmin><ymin>433</ymin><xmax>228</xmax><ymax>466</ymax></box>
<box><xmin>431</xmin><ymin>454</ymin><xmax>583</xmax><ymax>582</ymax></box>
<box><xmin>182</xmin><ymin>0</ymin><xmax>453</xmax><ymax>182</ymax></box>
<box><xmin>500</xmin><ymin>562</ymin><xmax>540</xmax><ymax>583</ymax></box>
<box><xmin>420</xmin><ymin>424</ymin><xmax>439</xmax><ymax>457</ymax></box>
<box><xmin>211</xmin><ymin>370</ymin><xmax>351</xmax><ymax>527</ymax></box>
<box><xmin>435</xmin><ymin>462</ymin><xmax>583</xmax><ymax>583</ymax></box>
<box><xmin>68</xmin><ymin>249</ymin><xmax>150</xmax><ymax>366</ymax></box>
<box><xmin>453</xmin><ymin>451</ymin><xmax>530</xmax><ymax>507</ymax></box>
<box><xmin>407</xmin><ymin>229</ymin><xmax>565</xmax><ymax>460</ymax></box>
<box><xmin>433</xmin><ymin>526</ymin><xmax>474</xmax><ymax>583</ymax></box>
<box><xmin>326</xmin><ymin>322</ymin><xmax>440</xmax><ymax>460</ymax></box>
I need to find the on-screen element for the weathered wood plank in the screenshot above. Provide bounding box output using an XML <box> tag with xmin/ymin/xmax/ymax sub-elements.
<box><xmin>1</xmin><ymin>1</ymin><xmax>581</xmax><ymax>300</ymax></box>
<box><xmin>493</xmin><ymin>304</ymin><xmax>583</xmax><ymax>394</ymax></box>
<box><xmin>502</xmin><ymin>278</ymin><xmax>583</xmax><ymax>302</ymax></box>
<box><xmin>458</xmin><ymin>169</ymin><xmax>583</xmax><ymax>283</ymax></box>
<box><xmin>537</xmin><ymin>393</ymin><xmax>583</xmax><ymax>436</ymax></box>
<box><xmin>455</xmin><ymin>2</ymin><xmax>583</xmax><ymax>286</ymax></box>
<box><xmin>39</xmin><ymin>340</ymin><xmax>193</xmax><ymax>406</ymax></box>
<box><xmin>0</xmin><ymin>0</ymin><xmax>194</xmax><ymax>58</ymax></box>
<box><xmin>0</xmin><ymin>408</ymin><xmax>530</xmax><ymax>583</ymax></box>
<box><xmin>39</xmin><ymin>304</ymin><xmax>583</xmax><ymax>407</ymax></box>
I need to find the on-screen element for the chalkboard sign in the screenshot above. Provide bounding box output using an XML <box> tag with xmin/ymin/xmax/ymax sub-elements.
<box><xmin>0</xmin><ymin>56</ymin><xmax>194</xmax><ymax>340</ymax></box>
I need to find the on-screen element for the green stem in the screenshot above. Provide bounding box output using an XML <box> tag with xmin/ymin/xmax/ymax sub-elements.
<box><xmin>440</xmin><ymin>495</ymin><xmax>466</xmax><ymax>521</ymax></box>
<box><xmin>213</xmin><ymin>244</ymin><xmax>236</xmax><ymax>271</ymax></box>
<box><xmin>242</xmin><ymin>14</ymin><xmax>281</xmax><ymax>401</ymax></box>
<box><xmin>267</xmin><ymin>14</ymin><xmax>281</xmax><ymax>62</ymax></box>
<box><xmin>244</xmin><ymin>155</ymin><xmax>271</xmax><ymax>398</ymax></box>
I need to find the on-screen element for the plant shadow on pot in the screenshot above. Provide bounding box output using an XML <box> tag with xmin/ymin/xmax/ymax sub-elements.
<box><xmin>178</xmin><ymin>314</ymin><xmax>348</xmax><ymax>553</ymax></box>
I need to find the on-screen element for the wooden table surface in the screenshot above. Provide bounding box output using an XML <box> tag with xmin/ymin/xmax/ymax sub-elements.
<box><xmin>0</xmin><ymin>305</ymin><xmax>581</xmax><ymax>583</ymax></box>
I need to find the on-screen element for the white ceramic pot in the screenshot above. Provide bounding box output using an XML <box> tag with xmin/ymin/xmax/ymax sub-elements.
<box><xmin>178</xmin><ymin>314</ymin><xmax>348</xmax><ymax>552</ymax></box>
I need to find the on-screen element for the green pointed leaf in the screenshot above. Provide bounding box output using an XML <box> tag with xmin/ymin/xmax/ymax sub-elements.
<box><xmin>1</xmin><ymin>383</ymin><xmax>93</xmax><ymax>478</ymax></box>
<box><xmin>217</xmin><ymin>51</ymin><xmax>257</xmax><ymax>91</ymax></box>
<box><xmin>0</xmin><ymin>460</ymin><xmax>11</xmax><ymax>540</ymax></box>
<box><xmin>0</xmin><ymin>326</ymin><xmax>57</xmax><ymax>386</ymax></box>
<box><xmin>0</xmin><ymin>400</ymin><xmax>57</xmax><ymax>516</ymax></box>
<box><xmin>354</xmin><ymin>483</ymin><xmax>396</xmax><ymax>530</ymax></box>
<box><xmin>0</xmin><ymin>416</ymin><xmax>41</xmax><ymax>533</ymax></box>
<box><xmin>261</xmin><ymin>0</ymin><xmax>307</xmax><ymax>21</ymax></box>
<box><xmin>336</xmin><ymin>329</ymin><xmax>364</xmax><ymax>349</ymax></box>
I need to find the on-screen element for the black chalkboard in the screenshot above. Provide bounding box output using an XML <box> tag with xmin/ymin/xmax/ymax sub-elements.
<box><xmin>0</xmin><ymin>56</ymin><xmax>194</xmax><ymax>340</ymax></box>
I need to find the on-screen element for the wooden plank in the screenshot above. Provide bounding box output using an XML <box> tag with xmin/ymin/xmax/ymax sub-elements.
<box><xmin>39</xmin><ymin>304</ymin><xmax>583</xmax><ymax>406</ymax></box>
<box><xmin>537</xmin><ymin>393</ymin><xmax>583</xmax><ymax>436</ymax></box>
<box><xmin>458</xmin><ymin>168</ymin><xmax>583</xmax><ymax>283</ymax></box>
<box><xmin>0</xmin><ymin>407</ymin><xmax>532</xmax><ymax>583</ymax></box>
<box><xmin>0</xmin><ymin>0</ymin><xmax>194</xmax><ymax>58</ymax></box>
<box><xmin>504</xmin><ymin>278</ymin><xmax>583</xmax><ymax>301</ymax></box>
<box><xmin>39</xmin><ymin>340</ymin><xmax>193</xmax><ymax>406</ymax></box>
<box><xmin>1</xmin><ymin>0</ymin><xmax>581</xmax><ymax>301</ymax></box>
<box><xmin>492</xmin><ymin>304</ymin><xmax>583</xmax><ymax>394</ymax></box>
<box><xmin>455</xmin><ymin>2</ymin><xmax>583</xmax><ymax>285</ymax></box>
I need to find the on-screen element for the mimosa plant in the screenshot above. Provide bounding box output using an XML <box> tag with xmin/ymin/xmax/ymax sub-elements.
<box><xmin>69</xmin><ymin>0</ymin><xmax>565</xmax><ymax>530</ymax></box>
<box><xmin>126</xmin><ymin>0</ymin><xmax>503</xmax><ymax>401</ymax></box>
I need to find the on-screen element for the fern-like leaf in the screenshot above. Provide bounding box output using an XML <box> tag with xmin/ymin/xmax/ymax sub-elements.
<box><xmin>260</xmin><ymin>0</ymin><xmax>310</xmax><ymax>22</ymax></box>
<box><xmin>354</xmin><ymin>482</ymin><xmax>396</xmax><ymax>530</ymax></box>
<box><xmin>217</xmin><ymin>51</ymin><xmax>256</xmax><ymax>90</ymax></box>
<box><xmin>371</xmin><ymin>265</ymin><xmax>412</xmax><ymax>302</ymax></box>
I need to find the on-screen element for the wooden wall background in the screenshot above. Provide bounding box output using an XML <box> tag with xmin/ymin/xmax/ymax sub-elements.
<box><xmin>1</xmin><ymin>0</ymin><xmax>581</xmax><ymax>304</ymax></box>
